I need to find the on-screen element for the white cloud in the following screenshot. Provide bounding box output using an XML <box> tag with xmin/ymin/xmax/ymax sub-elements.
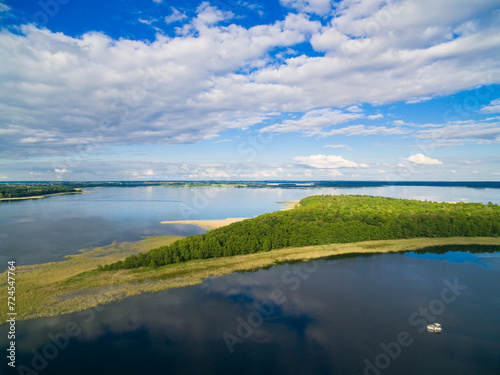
<box><xmin>194</xmin><ymin>2</ymin><xmax>234</xmax><ymax>26</ymax></box>
<box><xmin>324</xmin><ymin>144</ymin><xmax>353</xmax><ymax>151</ymax></box>
<box><xmin>280</xmin><ymin>0</ymin><xmax>332</xmax><ymax>15</ymax></box>
<box><xmin>415</xmin><ymin>120</ymin><xmax>500</xmax><ymax>143</ymax></box>
<box><xmin>404</xmin><ymin>154</ymin><xmax>443</xmax><ymax>165</ymax></box>
<box><xmin>138</xmin><ymin>18</ymin><xmax>156</xmax><ymax>25</ymax></box>
<box><xmin>321</xmin><ymin>125</ymin><xmax>407</xmax><ymax>137</ymax></box>
<box><xmin>152</xmin><ymin>0</ymin><xmax>163</xmax><ymax>4</ymax></box>
<box><xmin>480</xmin><ymin>98</ymin><xmax>500</xmax><ymax>114</ymax></box>
<box><xmin>1</xmin><ymin>0</ymin><xmax>499</xmax><ymax>160</ymax></box>
<box><xmin>294</xmin><ymin>154</ymin><xmax>368</xmax><ymax>169</ymax></box>
<box><xmin>0</xmin><ymin>2</ymin><xmax>10</xmax><ymax>12</ymax></box>
<box><xmin>260</xmin><ymin>108</ymin><xmax>364</xmax><ymax>134</ymax></box>
<box><xmin>165</xmin><ymin>8</ymin><xmax>188</xmax><ymax>24</ymax></box>
<box><xmin>54</xmin><ymin>168</ymin><xmax>70</xmax><ymax>173</ymax></box>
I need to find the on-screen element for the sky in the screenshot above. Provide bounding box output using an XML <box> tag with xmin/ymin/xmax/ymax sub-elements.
<box><xmin>0</xmin><ymin>0</ymin><xmax>499</xmax><ymax>181</ymax></box>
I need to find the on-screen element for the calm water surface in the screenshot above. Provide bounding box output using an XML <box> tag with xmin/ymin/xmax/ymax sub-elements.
<box><xmin>1</xmin><ymin>186</ymin><xmax>500</xmax><ymax>374</ymax></box>
<box><xmin>1</xmin><ymin>185</ymin><xmax>499</xmax><ymax>267</ymax></box>
<box><xmin>1</xmin><ymin>249</ymin><xmax>499</xmax><ymax>375</ymax></box>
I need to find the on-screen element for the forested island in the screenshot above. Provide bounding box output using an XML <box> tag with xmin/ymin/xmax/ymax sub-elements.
<box><xmin>0</xmin><ymin>184</ymin><xmax>80</xmax><ymax>199</ymax></box>
<box><xmin>103</xmin><ymin>195</ymin><xmax>500</xmax><ymax>270</ymax></box>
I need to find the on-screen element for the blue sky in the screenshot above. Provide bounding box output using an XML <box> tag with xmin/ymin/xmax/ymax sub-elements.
<box><xmin>0</xmin><ymin>0</ymin><xmax>499</xmax><ymax>181</ymax></box>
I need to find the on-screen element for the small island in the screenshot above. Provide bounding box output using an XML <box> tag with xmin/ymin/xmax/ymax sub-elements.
<box><xmin>0</xmin><ymin>183</ymin><xmax>84</xmax><ymax>201</ymax></box>
<box><xmin>1</xmin><ymin>195</ymin><xmax>499</xmax><ymax>323</ymax></box>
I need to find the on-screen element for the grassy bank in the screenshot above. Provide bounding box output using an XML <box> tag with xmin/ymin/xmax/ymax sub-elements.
<box><xmin>1</xmin><ymin>236</ymin><xmax>499</xmax><ymax>324</ymax></box>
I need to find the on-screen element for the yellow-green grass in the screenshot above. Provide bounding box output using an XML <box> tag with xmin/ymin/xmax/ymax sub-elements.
<box><xmin>1</xmin><ymin>236</ymin><xmax>499</xmax><ymax>324</ymax></box>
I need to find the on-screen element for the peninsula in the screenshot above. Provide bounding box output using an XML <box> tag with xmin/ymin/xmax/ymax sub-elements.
<box><xmin>1</xmin><ymin>195</ymin><xmax>499</xmax><ymax>323</ymax></box>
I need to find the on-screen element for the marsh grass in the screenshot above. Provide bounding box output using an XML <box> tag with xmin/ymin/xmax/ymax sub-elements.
<box><xmin>1</xmin><ymin>236</ymin><xmax>499</xmax><ymax>324</ymax></box>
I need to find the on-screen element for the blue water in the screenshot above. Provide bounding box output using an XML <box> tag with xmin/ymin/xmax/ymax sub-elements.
<box><xmin>1</xmin><ymin>185</ymin><xmax>499</xmax><ymax>268</ymax></box>
<box><xmin>0</xmin><ymin>186</ymin><xmax>499</xmax><ymax>374</ymax></box>
<box><xmin>1</xmin><ymin>250</ymin><xmax>499</xmax><ymax>375</ymax></box>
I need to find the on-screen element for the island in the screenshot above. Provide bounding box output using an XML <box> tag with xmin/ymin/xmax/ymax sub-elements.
<box><xmin>0</xmin><ymin>183</ymin><xmax>84</xmax><ymax>200</ymax></box>
<box><xmin>1</xmin><ymin>195</ymin><xmax>499</xmax><ymax>323</ymax></box>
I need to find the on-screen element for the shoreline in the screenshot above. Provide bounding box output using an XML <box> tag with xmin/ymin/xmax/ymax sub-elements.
<box><xmin>1</xmin><ymin>235</ymin><xmax>499</xmax><ymax>324</ymax></box>
<box><xmin>278</xmin><ymin>200</ymin><xmax>300</xmax><ymax>210</ymax></box>
<box><xmin>160</xmin><ymin>201</ymin><xmax>300</xmax><ymax>230</ymax></box>
<box><xmin>0</xmin><ymin>190</ymin><xmax>91</xmax><ymax>201</ymax></box>
<box><xmin>161</xmin><ymin>218</ymin><xmax>248</xmax><ymax>230</ymax></box>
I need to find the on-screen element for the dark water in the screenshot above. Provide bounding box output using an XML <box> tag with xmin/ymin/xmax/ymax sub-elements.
<box><xmin>1</xmin><ymin>185</ymin><xmax>499</xmax><ymax>269</ymax></box>
<box><xmin>2</xmin><ymin>248</ymin><xmax>499</xmax><ymax>375</ymax></box>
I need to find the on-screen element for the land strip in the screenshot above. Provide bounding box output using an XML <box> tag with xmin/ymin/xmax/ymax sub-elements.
<box><xmin>160</xmin><ymin>202</ymin><xmax>299</xmax><ymax>230</ymax></box>
<box><xmin>161</xmin><ymin>218</ymin><xmax>248</xmax><ymax>230</ymax></box>
<box><xmin>1</xmin><ymin>236</ymin><xmax>499</xmax><ymax>324</ymax></box>
<box><xmin>0</xmin><ymin>190</ymin><xmax>90</xmax><ymax>201</ymax></box>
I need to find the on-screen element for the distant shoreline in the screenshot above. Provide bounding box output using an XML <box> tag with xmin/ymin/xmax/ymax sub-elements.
<box><xmin>0</xmin><ymin>190</ymin><xmax>91</xmax><ymax>201</ymax></box>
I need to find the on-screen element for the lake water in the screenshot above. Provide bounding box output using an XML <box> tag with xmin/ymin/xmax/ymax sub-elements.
<box><xmin>1</xmin><ymin>185</ymin><xmax>499</xmax><ymax>374</ymax></box>
<box><xmin>1</xmin><ymin>185</ymin><xmax>499</xmax><ymax>267</ymax></box>
<box><xmin>1</xmin><ymin>248</ymin><xmax>499</xmax><ymax>375</ymax></box>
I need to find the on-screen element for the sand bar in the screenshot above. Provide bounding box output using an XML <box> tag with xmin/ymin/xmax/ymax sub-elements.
<box><xmin>161</xmin><ymin>217</ymin><xmax>248</xmax><ymax>230</ymax></box>
<box><xmin>160</xmin><ymin>201</ymin><xmax>298</xmax><ymax>229</ymax></box>
<box><xmin>0</xmin><ymin>190</ymin><xmax>92</xmax><ymax>201</ymax></box>
<box><xmin>278</xmin><ymin>200</ymin><xmax>300</xmax><ymax>210</ymax></box>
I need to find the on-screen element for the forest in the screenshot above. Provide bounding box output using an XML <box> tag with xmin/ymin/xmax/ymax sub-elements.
<box><xmin>102</xmin><ymin>195</ymin><xmax>500</xmax><ymax>270</ymax></box>
<box><xmin>0</xmin><ymin>184</ymin><xmax>78</xmax><ymax>198</ymax></box>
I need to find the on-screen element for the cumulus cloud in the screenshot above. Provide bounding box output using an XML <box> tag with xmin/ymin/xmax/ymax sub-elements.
<box><xmin>404</xmin><ymin>154</ymin><xmax>443</xmax><ymax>165</ymax></box>
<box><xmin>0</xmin><ymin>0</ymin><xmax>499</xmax><ymax>160</ymax></box>
<box><xmin>280</xmin><ymin>0</ymin><xmax>333</xmax><ymax>15</ymax></box>
<box><xmin>294</xmin><ymin>154</ymin><xmax>368</xmax><ymax>169</ymax></box>
<box><xmin>165</xmin><ymin>8</ymin><xmax>188</xmax><ymax>24</ymax></box>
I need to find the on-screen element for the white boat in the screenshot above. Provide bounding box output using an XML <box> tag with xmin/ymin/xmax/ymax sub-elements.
<box><xmin>427</xmin><ymin>323</ymin><xmax>442</xmax><ymax>333</ymax></box>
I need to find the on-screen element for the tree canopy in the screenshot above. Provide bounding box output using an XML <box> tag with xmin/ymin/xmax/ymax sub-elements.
<box><xmin>102</xmin><ymin>195</ymin><xmax>500</xmax><ymax>271</ymax></box>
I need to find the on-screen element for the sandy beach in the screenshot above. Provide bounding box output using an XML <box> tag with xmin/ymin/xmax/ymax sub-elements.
<box><xmin>161</xmin><ymin>217</ymin><xmax>248</xmax><ymax>230</ymax></box>
<box><xmin>278</xmin><ymin>200</ymin><xmax>300</xmax><ymax>210</ymax></box>
<box><xmin>160</xmin><ymin>202</ymin><xmax>298</xmax><ymax>229</ymax></box>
